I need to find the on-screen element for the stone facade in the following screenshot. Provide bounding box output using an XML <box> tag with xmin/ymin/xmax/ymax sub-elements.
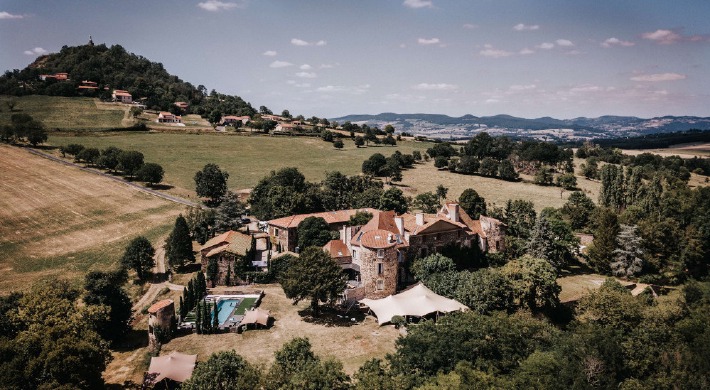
<box><xmin>354</xmin><ymin>245</ymin><xmax>399</xmax><ymax>299</ymax></box>
<box><xmin>148</xmin><ymin>300</ymin><xmax>175</xmax><ymax>348</ymax></box>
<box><xmin>479</xmin><ymin>216</ymin><xmax>506</xmax><ymax>253</ymax></box>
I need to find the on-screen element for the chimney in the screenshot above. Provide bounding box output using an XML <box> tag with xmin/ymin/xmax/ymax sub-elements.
<box><xmin>395</xmin><ymin>216</ymin><xmax>404</xmax><ymax>236</ymax></box>
<box><xmin>416</xmin><ymin>213</ymin><xmax>425</xmax><ymax>226</ymax></box>
<box><xmin>447</xmin><ymin>203</ymin><xmax>460</xmax><ymax>223</ymax></box>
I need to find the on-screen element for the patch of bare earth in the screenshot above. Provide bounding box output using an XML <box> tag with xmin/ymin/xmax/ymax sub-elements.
<box><xmin>0</xmin><ymin>144</ymin><xmax>182</xmax><ymax>292</ymax></box>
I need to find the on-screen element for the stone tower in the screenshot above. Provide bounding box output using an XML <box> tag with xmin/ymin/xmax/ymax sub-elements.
<box><xmin>356</xmin><ymin>229</ymin><xmax>400</xmax><ymax>299</ymax></box>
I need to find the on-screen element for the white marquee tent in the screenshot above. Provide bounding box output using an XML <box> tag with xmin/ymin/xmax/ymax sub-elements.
<box><xmin>360</xmin><ymin>283</ymin><xmax>468</xmax><ymax>325</ymax></box>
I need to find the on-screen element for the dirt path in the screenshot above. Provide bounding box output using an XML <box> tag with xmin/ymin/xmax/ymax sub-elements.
<box><xmin>24</xmin><ymin>147</ymin><xmax>202</xmax><ymax>208</ymax></box>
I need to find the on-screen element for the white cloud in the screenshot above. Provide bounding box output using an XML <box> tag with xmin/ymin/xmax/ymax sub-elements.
<box><xmin>269</xmin><ymin>60</ymin><xmax>293</xmax><ymax>68</ymax></box>
<box><xmin>291</xmin><ymin>38</ymin><xmax>326</xmax><ymax>46</ymax></box>
<box><xmin>601</xmin><ymin>37</ymin><xmax>635</xmax><ymax>48</ymax></box>
<box><xmin>485</xmin><ymin>98</ymin><xmax>500</xmax><ymax>104</ymax></box>
<box><xmin>519</xmin><ymin>48</ymin><xmax>535</xmax><ymax>55</ymax></box>
<box><xmin>403</xmin><ymin>0</ymin><xmax>433</xmax><ymax>8</ymax></box>
<box><xmin>642</xmin><ymin>29</ymin><xmax>682</xmax><ymax>45</ymax></box>
<box><xmin>291</xmin><ymin>38</ymin><xmax>310</xmax><ymax>46</ymax></box>
<box><xmin>262</xmin><ymin>50</ymin><xmax>277</xmax><ymax>56</ymax></box>
<box><xmin>24</xmin><ymin>47</ymin><xmax>47</xmax><ymax>56</ymax></box>
<box><xmin>296</xmin><ymin>72</ymin><xmax>317</xmax><ymax>78</ymax></box>
<box><xmin>412</xmin><ymin>83</ymin><xmax>458</xmax><ymax>91</ymax></box>
<box><xmin>0</xmin><ymin>11</ymin><xmax>23</xmax><ymax>19</ymax></box>
<box><xmin>317</xmin><ymin>84</ymin><xmax>370</xmax><ymax>94</ymax></box>
<box><xmin>537</xmin><ymin>42</ymin><xmax>555</xmax><ymax>50</ymax></box>
<box><xmin>418</xmin><ymin>37</ymin><xmax>440</xmax><ymax>45</ymax></box>
<box><xmin>197</xmin><ymin>0</ymin><xmax>244</xmax><ymax>12</ymax></box>
<box><xmin>287</xmin><ymin>80</ymin><xmax>311</xmax><ymax>88</ymax></box>
<box><xmin>509</xmin><ymin>84</ymin><xmax>537</xmax><ymax>91</ymax></box>
<box><xmin>462</xmin><ymin>23</ymin><xmax>478</xmax><ymax>30</ymax></box>
<box><xmin>513</xmin><ymin>23</ymin><xmax>539</xmax><ymax>31</ymax></box>
<box><xmin>630</xmin><ymin>73</ymin><xmax>686</xmax><ymax>82</ymax></box>
<box><xmin>480</xmin><ymin>44</ymin><xmax>513</xmax><ymax>58</ymax></box>
<box><xmin>299</xmin><ymin>64</ymin><xmax>312</xmax><ymax>70</ymax></box>
<box><xmin>556</xmin><ymin>39</ymin><xmax>574</xmax><ymax>47</ymax></box>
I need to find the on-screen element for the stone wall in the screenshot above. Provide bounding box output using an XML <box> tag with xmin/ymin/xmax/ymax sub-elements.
<box><xmin>148</xmin><ymin>302</ymin><xmax>175</xmax><ymax>349</ymax></box>
<box><xmin>405</xmin><ymin>230</ymin><xmax>472</xmax><ymax>260</ymax></box>
<box><xmin>358</xmin><ymin>246</ymin><xmax>399</xmax><ymax>299</ymax></box>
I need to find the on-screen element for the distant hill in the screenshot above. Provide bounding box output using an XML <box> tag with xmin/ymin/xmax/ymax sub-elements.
<box><xmin>0</xmin><ymin>42</ymin><xmax>255</xmax><ymax>117</ymax></box>
<box><xmin>332</xmin><ymin>113</ymin><xmax>710</xmax><ymax>141</ymax></box>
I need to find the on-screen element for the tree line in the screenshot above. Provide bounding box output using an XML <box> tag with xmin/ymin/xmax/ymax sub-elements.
<box><xmin>60</xmin><ymin>142</ymin><xmax>165</xmax><ymax>185</ymax></box>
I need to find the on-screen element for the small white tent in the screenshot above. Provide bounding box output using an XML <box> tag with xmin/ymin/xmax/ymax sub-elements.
<box><xmin>360</xmin><ymin>283</ymin><xmax>468</xmax><ymax>325</ymax></box>
<box><xmin>147</xmin><ymin>351</ymin><xmax>197</xmax><ymax>384</ymax></box>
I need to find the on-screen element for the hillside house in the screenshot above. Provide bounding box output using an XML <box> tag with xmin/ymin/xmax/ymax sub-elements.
<box><xmin>261</xmin><ymin>114</ymin><xmax>284</xmax><ymax>122</ymax></box>
<box><xmin>39</xmin><ymin>72</ymin><xmax>69</xmax><ymax>81</ymax></box>
<box><xmin>157</xmin><ymin>111</ymin><xmax>182</xmax><ymax>123</ymax></box>
<box><xmin>221</xmin><ymin>115</ymin><xmax>250</xmax><ymax>126</ymax></box>
<box><xmin>173</xmin><ymin>101</ymin><xmax>189</xmax><ymax>111</ymax></box>
<box><xmin>112</xmin><ymin>89</ymin><xmax>133</xmax><ymax>104</ymax></box>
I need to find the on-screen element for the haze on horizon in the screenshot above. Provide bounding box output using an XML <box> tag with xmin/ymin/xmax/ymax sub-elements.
<box><xmin>1</xmin><ymin>0</ymin><xmax>709</xmax><ymax>119</ymax></box>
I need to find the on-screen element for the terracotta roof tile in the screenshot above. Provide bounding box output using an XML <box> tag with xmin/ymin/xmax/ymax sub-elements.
<box><xmin>148</xmin><ymin>299</ymin><xmax>174</xmax><ymax>314</ymax></box>
<box><xmin>267</xmin><ymin>208</ymin><xmax>378</xmax><ymax>229</ymax></box>
<box><xmin>358</xmin><ymin>229</ymin><xmax>398</xmax><ymax>249</ymax></box>
<box><xmin>323</xmin><ymin>239</ymin><xmax>350</xmax><ymax>258</ymax></box>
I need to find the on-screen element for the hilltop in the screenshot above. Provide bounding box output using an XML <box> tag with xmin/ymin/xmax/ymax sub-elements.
<box><xmin>332</xmin><ymin>112</ymin><xmax>710</xmax><ymax>141</ymax></box>
<box><xmin>0</xmin><ymin>42</ymin><xmax>255</xmax><ymax>117</ymax></box>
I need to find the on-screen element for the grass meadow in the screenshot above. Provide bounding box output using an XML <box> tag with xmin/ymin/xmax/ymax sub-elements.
<box><xmin>0</xmin><ymin>95</ymin><xmax>128</xmax><ymax>130</ymax></box>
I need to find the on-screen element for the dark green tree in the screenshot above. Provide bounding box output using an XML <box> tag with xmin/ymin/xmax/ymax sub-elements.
<box><xmin>458</xmin><ymin>188</ymin><xmax>486</xmax><ymax>219</ymax></box>
<box><xmin>121</xmin><ymin>236</ymin><xmax>155</xmax><ymax>280</ymax></box>
<box><xmin>497</xmin><ymin>159</ymin><xmax>519</xmax><ymax>180</ymax></box>
<box><xmin>297</xmin><ymin>217</ymin><xmax>334</xmax><ymax>250</ymax></box>
<box><xmin>182</xmin><ymin>351</ymin><xmax>261</xmax><ymax>390</ymax></box>
<box><xmin>354</xmin><ymin>136</ymin><xmax>365</xmax><ymax>147</ymax></box>
<box><xmin>587</xmin><ymin>208</ymin><xmax>620</xmax><ymax>274</ymax></box>
<box><xmin>194</xmin><ymin>163</ymin><xmax>229</xmax><ymax>206</ymax></box>
<box><xmin>117</xmin><ymin>150</ymin><xmax>144</xmax><ymax>177</ymax></box>
<box><xmin>281</xmin><ymin>247</ymin><xmax>346</xmax><ymax>316</ymax></box>
<box><xmin>611</xmin><ymin>224</ymin><xmax>644</xmax><ymax>277</ymax></box>
<box><xmin>480</xmin><ymin>157</ymin><xmax>498</xmax><ymax>177</ymax></box>
<box><xmin>501</xmin><ymin>255</ymin><xmax>560</xmax><ymax>312</ymax></box>
<box><xmin>213</xmin><ymin>191</ymin><xmax>245</xmax><ymax>232</ymax></box>
<box><xmin>83</xmin><ymin>270</ymin><xmax>132</xmax><ymax>343</ymax></box>
<box><xmin>136</xmin><ymin>162</ymin><xmax>164</xmax><ymax>186</ymax></box>
<box><xmin>165</xmin><ymin>215</ymin><xmax>195</xmax><ymax>270</ymax></box>
<box><xmin>561</xmin><ymin>191</ymin><xmax>596</xmax><ymax>230</ymax></box>
<box><xmin>526</xmin><ymin>210</ymin><xmax>578</xmax><ymax>271</ymax></box>
<box><xmin>380</xmin><ymin>187</ymin><xmax>409</xmax><ymax>214</ymax></box>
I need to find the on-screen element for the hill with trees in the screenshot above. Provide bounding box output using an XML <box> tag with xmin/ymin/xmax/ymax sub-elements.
<box><xmin>0</xmin><ymin>42</ymin><xmax>255</xmax><ymax>117</ymax></box>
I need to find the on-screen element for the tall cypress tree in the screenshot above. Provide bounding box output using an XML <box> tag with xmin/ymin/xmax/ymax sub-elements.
<box><xmin>587</xmin><ymin>208</ymin><xmax>620</xmax><ymax>274</ymax></box>
<box><xmin>165</xmin><ymin>215</ymin><xmax>195</xmax><ymax>270</ymax></box>
<box><xmin>225</xmin><ymin>264</ymin><xmax>231</xmax><ymax>286</ymax></box>
<box><xmin>187</xmin><ymin>280</ymin><xmax>194</xmax><ymax>311</ymax></box>
<box><xmin>179</xmin><ymin>296</ymin><xmax>185</xmax><ymax>319</ymax></box>
<box><xmin>195</xmin><ymin>300</ymin><xmax>202</xmax><ymax>334</ymax></box>
<box><xmin>212</xmin><ymin>301</ymin><xmax>220</xmax><ymax>332</ymax></box>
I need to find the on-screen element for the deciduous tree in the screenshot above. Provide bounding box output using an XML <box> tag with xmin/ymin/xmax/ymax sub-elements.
<box><xmin>182</xmin><ymin>350</ymin><xmax>261</xmax><ymax>390</ymax></box>
<box><xmin>458</xmin><ymin>188</ymin><xmax>486</xmax><ymax>219</ymax></box>
<box><xmin>121</xmin><ymin>236</ymin><xmax>155</xmax><ymax>280</ymax></box>
<box><xmin>281</xmin><ymin>247</ymin><xmax>346</xmax><ymax>316</ymax></box>
<box><xmin>194</xmin><ymin>163</ymin><xmax>229</xmax><ymax>206</ymax></box>
<box><xmin>165</xmin><ymin>215</ymin><xmax>195</xmax><ymax>270</ymax></box>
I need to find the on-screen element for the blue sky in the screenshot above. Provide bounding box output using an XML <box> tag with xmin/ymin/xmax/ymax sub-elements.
<box><xmin>1</xmin><ymin>0</ymin><xmax>709</xmax><ymax>119</ymax></box>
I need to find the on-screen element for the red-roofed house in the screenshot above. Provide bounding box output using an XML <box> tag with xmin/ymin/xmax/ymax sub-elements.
<box><xmin>174</xmin><ymin>101</ymin><xmax>189</xmax><ymax>111</ymax></box>
<box><xmin>112</xmin><ymin>89</ymin><xmax>133</xmax><ymax>104</ymax></box>
<box><xmin>221</xmin><ymin>115</ymin><xmax>250</xmax><ymax>125</ymax></box>
<box><xmin>200</xmin><ymin>231</ymin><xmax>254</xmax><ymax>286</ymax></box>
<box><xmin>148</xmin><ymin>299</ymin><xmax>175</xmax><ymax>348</ymax></box>
<box><xmin>157</xmin><ymin>112</ymin><xmax>182</xmax><ymax>124</ymax></box>
<box><xmin>39</xmin><ymin>72</ymin><xmax>69</xmax><ymax>81</ymax></box>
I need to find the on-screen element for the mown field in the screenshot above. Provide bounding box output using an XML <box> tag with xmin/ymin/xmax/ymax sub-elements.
<box><xmin>48</xmin><ymin>132</ymin><xmax>605</xmax><ymax>210</ymax></box>
<box><xmin>0</xmin><ymin>144</ymin><xmax>183</xmax><ymax>293</ymax></box>
<box><xmin>0</xmin><ymin>95</ymin><xmax>128</xmax><ymax>130</ymax></box>
<box><xmin>48</xmin><ymin>133</ymin><xmax>430</xmax><ymax>193</ymax></box>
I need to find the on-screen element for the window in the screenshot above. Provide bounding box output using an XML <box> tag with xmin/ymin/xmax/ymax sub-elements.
<box><xmin>377</xmin><ymin>263</ymin><xmax>384</xmax><ymax>275</ymax></box>
<box><xmin>352</xmin><ymin>249</ymin><xmax>357</xmax><ymax>260</ymax></box>
<box><xmin>376</xmin><ymin>279</ymin><xmax>384</xmax><ymax>290</ymax></box>
<box><xmin>274</xmin><ymin>228</ymin><xmax>279</xmax><ymax>236</ymax></box>
<box><xmin>377</xmin><ymin>249</ymin><xmax>384</xmax><ymax>258</ymax></box>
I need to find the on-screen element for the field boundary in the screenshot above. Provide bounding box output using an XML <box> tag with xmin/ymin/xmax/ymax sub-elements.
<box><xmin>23</xmin><ymin>146</ymin><xmax>202</xmax><ymax>208</ymax></box>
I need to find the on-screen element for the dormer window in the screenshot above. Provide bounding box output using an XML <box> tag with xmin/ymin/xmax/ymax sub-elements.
<box><xmin>377</xmin><ymin>249</ymin><xmax>384</xmax><ymax>258</ymax></box>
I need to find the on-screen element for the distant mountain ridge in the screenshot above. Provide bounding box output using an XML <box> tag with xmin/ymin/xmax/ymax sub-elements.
<box><xmin>331</xmin><ymin>113</ymin><xmax>710</xmax><ymax>141</ymax></box>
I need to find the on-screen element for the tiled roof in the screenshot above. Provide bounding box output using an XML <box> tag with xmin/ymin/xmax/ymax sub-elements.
<box><xmin>202</xmin><ymin>231</ymin><xmax>252</xmax><ymax>257</ymax></box>
<box><xmin>148</xmin><ymin>299</ymin><xmax>173</xmax><ymax>314</ymax></box>
<box><xmin>268</xmin><ymin>208</ymin><xmax>378</xmax><ymax>229</ymax></box>
<box><xmin>358</xmin><ymin>229</ymin><xmax>398</xmax><ymax>249</ymax></box>
<box><xmin>401</xmin><ymin>213</ymin><xmax>468</xmax><ymax>235</ymax></box>
<box><xmin>359</xmin><ymin>210</ymin><xmax>399</xmax><ymax>235</ymax></box>
<box><xmin>323</xmin><ymin>239</ymin><xmax>350</xmax><ymax>258</ymax></box>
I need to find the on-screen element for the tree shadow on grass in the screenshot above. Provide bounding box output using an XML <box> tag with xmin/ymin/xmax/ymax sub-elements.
<box><xmin>297</xmin><ymin>306</ymin><xmax>365</xmax><ymax>327</ymax></box>
<box><xmin>560</xmin><ymin>257</ymin><xmax>595</xmax><ymax>277</ymax></box>
<box><xmin>111</xmin><ymin>328</ymin><xmax>149</xmax><ymax>352</ymax></box>
<box><xmin>148</xmin><ymin>183</ymin><xmax>175</xmax><ymax>191</ymax></box>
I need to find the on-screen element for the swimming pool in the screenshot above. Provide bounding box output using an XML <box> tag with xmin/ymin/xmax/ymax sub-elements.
<box><xmin>215</xmin><ymin>298</ymin><xmax>240</xmax><ymax>326</ymax></box>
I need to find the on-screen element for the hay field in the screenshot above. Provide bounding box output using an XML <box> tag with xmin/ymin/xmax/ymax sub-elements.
<box><xmin>48</xmin><ymin>133</ymin><xmax>430</xmax><ymax>193</ymax></box>
<box><xmin>399</xmin><ymin>161</ymin><xmax>601</xmax><ymax>211</ymax></box>
<box><xmin>0</xmin><ymin>144</ymin><xmax>183</xmax><ymax>293</ymax></box>
<box><xmin>0</xmin><ymin>95</ymin><xmax>127</xmax><ymax>130</ymax></box>
<box><xmin>622</xmin><ymin>142</ymin><xmax>710</xmax><ymax>158</ymax></box>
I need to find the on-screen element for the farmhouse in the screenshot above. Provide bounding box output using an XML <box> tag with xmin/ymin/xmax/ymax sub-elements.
<box><xmin>221</xmin><ymin>115</ymin><xmax>250</xmax><ymax>125</ymax></box>
<box><xmin>112</xmin><ymin>89</ymin><xmax>133</xmax><ymax>103</ymax></box>
<box><xmin>157</xmin><ymin>111</ymin><xmax>182</xmax><ymax>124</ymax></box>
<box><xmin>39</xmin><ymin>72</ymin><xmax>69</xmax><ymax>81</ymax></box>
<box><xmin>173</xmin><ymin>101</ymin><xmax>189</xmax><ymax>111</ymax></box>
<box><xmin>199</xmin><ymin>230</ymin><xmax>270</xmax><ymax>285</ymax></box>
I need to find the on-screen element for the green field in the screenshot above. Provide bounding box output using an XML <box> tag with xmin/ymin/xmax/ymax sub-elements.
<box><xmin>0</xmin><ymin>95</ymin><xmax>127</xmax><ymax>130</ymax></box>
<box><xmin>48</xmin><ymin>133</ymin><xmax>430</xmax><ymax>192</ymax></box>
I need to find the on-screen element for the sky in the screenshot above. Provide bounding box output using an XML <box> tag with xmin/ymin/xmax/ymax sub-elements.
<box><xmin>1</xmin><ymin>0</ymin><xmax>709</xmax><ymax>119</ymax></box>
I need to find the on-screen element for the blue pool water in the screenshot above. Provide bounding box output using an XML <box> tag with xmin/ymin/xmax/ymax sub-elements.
<box><xmin>214</xmin><ymin>299</ymin><xmax>240</xmax><ymax>326</ymax></box>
